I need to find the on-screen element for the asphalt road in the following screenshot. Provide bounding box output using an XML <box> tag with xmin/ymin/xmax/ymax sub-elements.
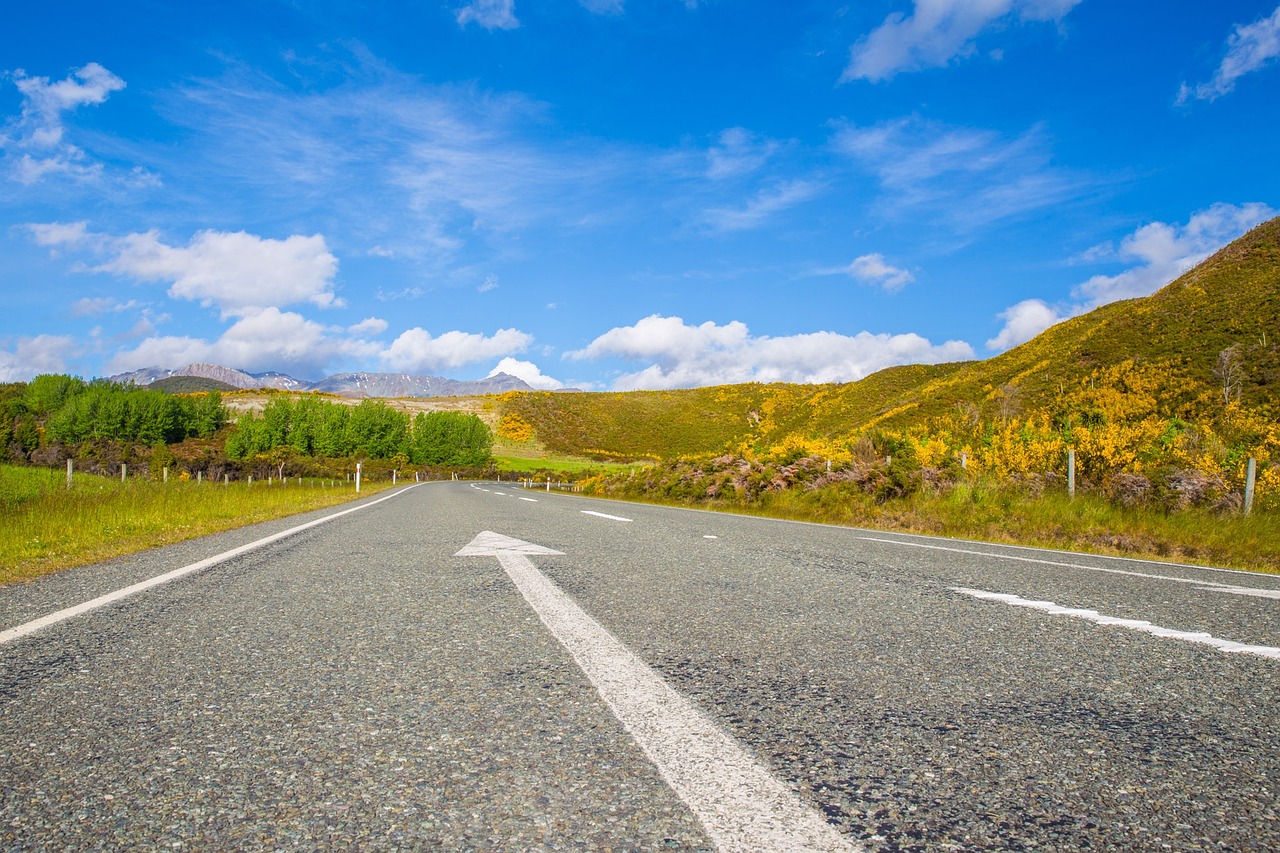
<box><xmin>2</xmin><ymin>482</ymin><xmax>1278</xmax><ymax>851</ymax></box>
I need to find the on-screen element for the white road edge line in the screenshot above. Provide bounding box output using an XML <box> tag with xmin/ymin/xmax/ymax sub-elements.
<box><xmin>860</xmin><ymin>536</ymin><xmax>1278</xmax><ymax>598</ymax></box>
<box><xmin>495</xmin><ymin>549</ymin><xmax>857</xmax><ymax>852</ymax></box>
<box><xmin>0</xmin><ymin>485</ymin><xmax>424</xmax><ymax>647</ymax></box>
<box><xmin>952</xmin><ymin>587</ymin><xmax>1280</xmax><ymax>660</ymax></box>
<box><xmin>581</xmin><ymin>510</ymin><xmax>632</xmax><ymax>522</ymax></box>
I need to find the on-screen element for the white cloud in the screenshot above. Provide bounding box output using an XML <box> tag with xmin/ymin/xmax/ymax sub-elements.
<box><xmin>0</xmin><ymin>334</ymin><xmax>79</xmax><ymax>381</ymax></box>
<box><xmin>348</xmin><ymin>317</ymin><xmax>389</xmax><ymax>336</ymax></box>
<box><xmin>31</xmin><ymin>224</ymin><xmax>341</xmax><ymax>318</ymax></box>
<box><xmin>1072</xmin><ymin>202</ymin><xmax>1275</xmax><ymax>305</ymax></box>
<box><xmin>106</xmin><ymin>308</ymin><xmax>371</xmax><ymax>377</ymax></box>
<box><xmin>478</xmin><ymin>274</ymin><xmax>499</xmax><ymax>293</ymax></box>
<box><xmin>456</xmin><ymin>0</ymin><xmax>519</xmax><ymax>30</ymax></box>
<box><xmin>705</xmin><ymin>128</ymin><xmax>779</xmax><ymax>180</ymax></box>
<box><xmin>985</xmin><ymin>298</ymin><xmax>1063</xmax><ymax>351</ymax></box>
<box><xmin>70</xmin><ymin>296</ymin><xmax>140</xmax><ymax>317</ymax></box>
<box><xmin>986</xmin><ymin>202</ymin><xmax>1276</xmax><ymax>352</ymax></box>
<box><xmin>488</xmin><ymin>357</ymin><xmax>565</xmax><ymax>390</ymax></box>
<box><xmin>1178</xmin><ymin>5</ymin><xmax>1280</xmax><ymax>103</ymax></box>
<box><xmin>843</xmin><ymin>0</ymin><xmax>1083</xmax><ymax>82</ymax></box>
<box><xmin>846</xmin><ymin>254</ymin><xmax>915</xmax><ymax>292</ymax></box>
<box><xmin>381</xmin><ymin>327</ymin><xmax>532</xmax><ymax>372</ymax></box>
<box><xmin>3</xmin><ymin>62</ymin><xmax>129</xmax><ymax>184</ymax></box>
<box><xmin>699</xmin><ymin>180</ymin><xmax>822</xmax><ymax>233</ymax></box>
<box><xmin>832</xmin><ymin>117</ymin><xmax>1084</xmax><ymax>228</ymax></box>
<box><xmin>567</xmin><ymin>314</ymin><xmax>974</xmax><ymax>390</ymax></box>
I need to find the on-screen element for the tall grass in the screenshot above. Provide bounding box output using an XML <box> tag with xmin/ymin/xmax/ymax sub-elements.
<box><xmin>594</xmin><ymin>477</ymin><xmax>1280</xmax><ymax>575</ymax></box>
<box><xmin>0</xmin><ymin>465</ymin><xmax>392</xmax><ymax>585</ymax></box>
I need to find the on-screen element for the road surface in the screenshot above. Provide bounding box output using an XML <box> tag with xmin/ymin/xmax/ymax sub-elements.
<box><xmin>2</xmin><ymin>482</ymin><xmax>1278</xmax><ymax>850</ymax></box>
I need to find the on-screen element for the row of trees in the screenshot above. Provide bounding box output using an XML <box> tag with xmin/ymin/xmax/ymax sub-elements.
<box><xmin>2</xmin><ymin>375</ymin><xmax>228</xmax><ymax>455</ymax></box>
<box><xmin>224</xmin><ymin>396</ymin><xmax>492</xmax><ymax>466</ymax></box>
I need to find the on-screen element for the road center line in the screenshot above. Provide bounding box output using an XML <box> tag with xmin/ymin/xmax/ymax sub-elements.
<box><xmin>0</xmin><ymin>485</ymin><xmax>423</xmax><ymax>647</ymax></box>
<box><xmin>858</xmin><ymin>536</ymin><xmax>1277</xmax><ymax>598</ymax></box>
<box><xmin>581</xmin><ymin>510</ymin><xmax>632</xmax><ymax>522</ymax></box>
<box><xmin>952</xmin><ymin>587</ymin><xmax>1280</xmax><ymax>660</ymax></box>
<box><xmin>493</xmin><ymin>549</ymin><xmax>857</xmax><ymax>852</ymax></box>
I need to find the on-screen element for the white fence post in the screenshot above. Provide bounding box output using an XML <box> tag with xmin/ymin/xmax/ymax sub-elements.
<box><xmin>67</xmin><ymin>458</ymin><xmax>73</xmax><ymax>490</ymax></box>
<box><xmin>356</xmin><ymin>463</ymin><xmax>362</xmax><ymax>493</ymax></box>
<box><xmin>1068</xmin><ymin>449</ymin><xmax>1076</xmax><ymax>498</ymax></box>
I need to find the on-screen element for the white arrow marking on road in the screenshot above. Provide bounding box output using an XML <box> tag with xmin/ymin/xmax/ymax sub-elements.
<box><xmin>457</xmin><ymin>531</ymin><xmax>858</xmax><ymax>853</ymax></box>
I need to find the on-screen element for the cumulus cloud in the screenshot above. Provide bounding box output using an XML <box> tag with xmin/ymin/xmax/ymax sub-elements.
<box><xmin>0</xmin><ymin>334</ymin><xmax>79</xmax><ymax>382</ymax></box>
<box><xmin>381</xmin><ymin>327</ymin><xmax>532</xmax><ymax>372</ymax></box>
<box><xmin>348</xmin><ymin>317</ymin><xmax>389</xmax><ymax>336</ymax></box>
<box><xmin>30</xmin><ymin>224</ymin><xmax>341</xmax><ymax>318</ymax></box>
<box><xmin>106</xmin><ymin>308</ymin><xmax>374</xmax><ymax>377</ymax></box>
<box><xmin>846</xmin><ymin>254</ymin><xmax>915</xmax><ymax>292</ymax></box>
<box><xmin>1072</xmin><ymin>202</ymin><xmax>1275</xmax><ymax>306</ymax></box>
<box><xmin>986</xmin><ymin>202</ymin><xmax>1276</xmax><ymax>352</ymax></box>
<box><xmin>488</xmin><ymin>357</ymin><xmax>565</xmax><ymax>390</ymax></box>
<box><xmin>3</xmin><ymin>62</ymin><xmax>131</xmax><ymax>184</ymax></box>
<box><xmin>567</xmin><ymin>314</ymin><xmax>974</xmax><ymax>390</ymax></box>
<box><xmin>1178</xmin><ymin>5</ymin><xmax>1280</xmax><ymax>103</ymax></box>
<box><xmin>456</xmin><ymin>0</ymin><xmax>519</xmax><ymax>30</ymax></box>
<box><xmin>843</xmin><ymin>0</ymin><xmax>1083</xmax><ymax>82</ymax></box>
<box><xmin>985</xmin><ymin>298</ymin><xmax>1063</xmax><ymax>351</ymax></box>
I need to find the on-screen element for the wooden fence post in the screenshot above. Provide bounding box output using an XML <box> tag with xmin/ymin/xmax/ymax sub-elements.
<box><xmin>1244</xmin><ymin>457</ymin><xmax>1257</xmax><ymax>516</ymax></box>
<box><xmin>67</xmin><ymin>458</ymin><xmax>73</xmax><ymax>490</ymax></box>
<box><xmin>1068</xmin><ymin>449</ymin><xmax>1076</xmax><ymax>499</ymax></box>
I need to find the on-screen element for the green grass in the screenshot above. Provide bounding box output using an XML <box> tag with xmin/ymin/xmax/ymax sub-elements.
<box><xmin>581</xmin><ymin>477</ymin><xmax>1280</xmax><ymax>575</ymax></box>
<box><xmin>0</xmin><ymin>465</ymin><xmax>395</xmax><ymax>586</ymax></box>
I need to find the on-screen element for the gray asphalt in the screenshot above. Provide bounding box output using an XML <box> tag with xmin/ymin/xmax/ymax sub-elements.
<box><xmin>3</xmin><ymin>482</ymin><xmax>1278</xmax><ymax>850</ymax></box>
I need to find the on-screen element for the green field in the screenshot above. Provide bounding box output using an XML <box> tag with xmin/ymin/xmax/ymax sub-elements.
<box><xmin>0</xmin><ymin>465</ymin><xmax>394</xmax><ymax>585</ymax></box>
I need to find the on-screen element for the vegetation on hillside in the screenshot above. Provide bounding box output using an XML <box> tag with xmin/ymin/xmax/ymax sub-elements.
<box><xmin>1</xmin><ymin>377</ymin><xmax>495</xmax><ymax>482</ymax></box>
<box><xmin>500</xmin><ymin>218</ymin><xmax>1280</xmax><ymax>517</ymax></box>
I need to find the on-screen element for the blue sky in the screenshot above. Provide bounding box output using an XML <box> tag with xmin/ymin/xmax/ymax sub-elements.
<box><xmin>2</xmin><ymin>1</ymin><xmax>1278</xmax><ymax>390</ymax></box>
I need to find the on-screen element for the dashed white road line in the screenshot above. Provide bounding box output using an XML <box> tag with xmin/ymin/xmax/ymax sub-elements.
<box><xmin>519</xmin><ymin>497</ymin><xmax>538</xmax><ymax>503</ymax></box>
<box><xmin>860</xmin><ymin>536</ymin><xmax>1280</xmax><ymax>599</ymax></box>
<box><xmin>581</xmin><ymin>510</ymin><xmax>633</xmax><ymax>522</ymax></box>
<box><xmin>1</xmin><ymin>485</ymin><xmax>424</xmax><ymax>647</ymax></box>
<box><xmin>457</xmin><ymin>531</ymin><xmax>857</xmax><ymax>852</ymax></box>
<box><xmin>953</xmin><ymin>587</ymin><xmax>1280</xmax><ymax>660</ymax></box>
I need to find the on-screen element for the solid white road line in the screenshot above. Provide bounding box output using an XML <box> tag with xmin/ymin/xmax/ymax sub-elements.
<box><xmin>0</xmin><ymin>485</ymin><xmax>423</xmax><ymax>647</ymax></box>
<box><xmin>581</xmin><ymin>510</ymin><xmax>633</xmax><ymax>522</ymax></box>
<box><xmin>953</xmin><ymin>587</ymin><xmax>1280</xmax><ymax>660</ymax></box>
<box><xmin>456</xmin><ymin>532</ymin><xmax>856</xmax><ymax>852</ymax></box>
<box><xmin>860</xmin><ymin>536</ymin><xmax>1279</xmax><ymax>598</ymax></box>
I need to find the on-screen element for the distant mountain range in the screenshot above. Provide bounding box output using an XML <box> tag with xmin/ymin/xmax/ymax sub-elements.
<box><xmin>109</xmin><ymin>362</ymin><xmax>535</xmax><ymax>398</ymax></box>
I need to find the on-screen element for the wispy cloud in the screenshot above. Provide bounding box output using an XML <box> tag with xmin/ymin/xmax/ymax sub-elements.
<box><xmin>832</xmin><ymin>116</ymin><xmax>1085</xmax><ymax>229</ymax></box>
<box><xmin>567</xmin><ymin>314</ymin><xmax>973</xmax><ymax>390</ymax></box>
<box><xmin>456</xmin><ymin>0</ymin><xmax>519</xmax><ymax>30</ymax></box>
<box><xmin>699</xmin><ymin>180</ymin><xmax>822</xmax><ymax>233</ymax></box>
<box><xmin>842</xmin><ymin>0</ymin><xmax>1083</xmax><ymax>83</ymax></box>
<box><xmin>1</xmin><ymin>62</ymin><xmax>147</xmax><ymax>186</ymax></box>
<box><xmin>1178</xmin><ymin>5</ymin><xmax>1280</xmax><ymax>104</ymax></box>
<box><xmin>986</xmin><ymin>202</ymin><xmax>1276</xmax><ymax>351</ymax></box>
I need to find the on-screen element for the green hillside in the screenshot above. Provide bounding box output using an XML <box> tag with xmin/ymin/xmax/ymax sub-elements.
<box><xmin>150</xmin><ymin>376</ymin><xmax>239</xmax><ymax>394</ymax></box>
<box><xmin>498</xmin><ymin>217</ymin><xmax>1280</xmax><ymax>462</ymax></box>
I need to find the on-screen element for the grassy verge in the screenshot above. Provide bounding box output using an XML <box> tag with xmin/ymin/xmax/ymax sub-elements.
<box><xmin>583</xmin><ymin>481</ymin><xmax>1280</xmax><ymax>575</ymax></box>
<box><xmin>0</xmin><ymin>465</ymin><xmax>396</xmax><ymax>586</ymax></box>
<box><xmin>492</xmin><ymin>439</ymin><xmax>645</xmax><ymax>477</ymax></box>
